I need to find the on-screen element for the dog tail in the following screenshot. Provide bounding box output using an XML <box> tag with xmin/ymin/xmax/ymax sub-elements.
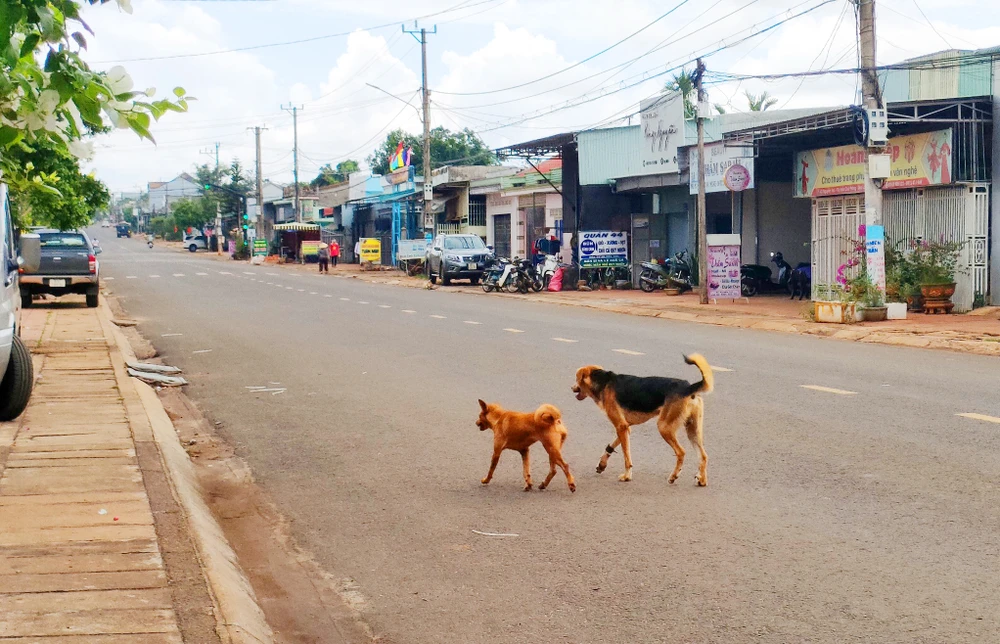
<box><xmin>535</xmin><ymin>404</ymin><xmax>562</xmax><ymax>426</ymax></box>
<box><xmin>683</xmin><ymin>354</ymin><xmax>714</xmax><ymax>395</ymax></box>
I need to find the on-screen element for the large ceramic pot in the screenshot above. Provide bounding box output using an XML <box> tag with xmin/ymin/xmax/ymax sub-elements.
<box><xmin>859</xmin><ymin>306</ymin><xmax>888</xmax><ymax>322</ymax></box>
<box><xmin>814</xmin><ymin>301</ymin><xmax>856</xmax><ymax>324</ymax></box>
<box><xmin>920</xmin><ymin>282</ymin><xmax>956</xmax><ymax>314</ymax></box>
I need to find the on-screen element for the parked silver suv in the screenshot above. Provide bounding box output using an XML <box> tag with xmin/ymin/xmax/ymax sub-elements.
<box><xmin>0</xmin><ymin>183</ymin><xmax>41</xmax><ymax>421</ymax></box>
<box><xmin>425</xmin><ymin>233</ymin><xmax>491</xmax><ymax>285</ymax></box>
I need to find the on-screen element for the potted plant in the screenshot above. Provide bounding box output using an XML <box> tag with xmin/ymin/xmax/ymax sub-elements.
<box><xmin>909</xmin><ymin>239</ymin><xmax>964</xmax><ymax>314</ymax></box>
<box><xmin>856</xmin><ymin>276</ymin><xmax>887</xmax><ymax>322</ymax></box>
<box><xmin>813</xmin><ymin>283</ymin><xmax>856</xmax><ymax>323</ymax></box>
<box><xmin>884</xmin><ymin>245</ymin><xmax>912</xmax><ymax>320</ymax></box>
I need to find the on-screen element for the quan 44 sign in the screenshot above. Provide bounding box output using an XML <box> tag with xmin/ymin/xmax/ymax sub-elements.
<box><xmin>579</xmin><ymin>231</ymin><xmax>629</xmax><ymax>268</ymax></box>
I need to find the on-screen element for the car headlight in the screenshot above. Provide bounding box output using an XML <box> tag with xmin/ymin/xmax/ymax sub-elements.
<box><xmin>446</xmin><ymin>255</ymin><xmax>465</xmax><ymax>264</ymax></box>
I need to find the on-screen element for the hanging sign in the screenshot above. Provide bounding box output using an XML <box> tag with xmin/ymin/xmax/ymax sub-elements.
<box><xmin>794</xmin><ymin>129</ymin><xmax>953</xmax><ymax>197</ymax></box>
<box><xmin>706</xmin><ymin>234</ymin><xmax>742</xmax><ymax>300</ymax></box>
<box><xmin>724</xmin><ymin>164</ymin><xmax>751</xmax><ymax>192</ymax></box>
<box><xmin>865</xmin><ymin>225</ymin><xmax>886</xmax><ymax>295</ymax></box>
<box><xmin>689</xmin><ymin>142</ymin><xmax>756</xmax><ymax>194</ymax></box>
<box><xmin>638</xmin><ymin>91</ymin><xmax>684</xmax><ymax>176</ymax></box>
<box><xmin>578</xmin><ymin>231</ymin><xmax>628</xmax><ymax>268</ymax></box>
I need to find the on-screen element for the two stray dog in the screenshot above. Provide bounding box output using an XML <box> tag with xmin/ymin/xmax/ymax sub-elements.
<box><xmin>478</xmin><ymin>354</ymin><xmax>713</xmax><ymax>492</ymax></box>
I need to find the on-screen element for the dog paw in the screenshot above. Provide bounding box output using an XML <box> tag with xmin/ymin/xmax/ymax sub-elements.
<box><xmin>618</xmin><ymin>473</ymin><xmax>632</xmax><ymax>482</ymax></box>
<box><xmin>523</xmin><ymin>484</ymin><xmax>533</xmax><ymax>491</ymax></box>
<box><xmin>538</xmin><ymin>482</ymin><xmax>548</xmax><ymax>490</ymax></box>
<box><xmin>568</xmin><ymin>483</ymin><xmax>577</xmax><ymax>493</ymax></box>
<box><xmin>696</xmin><ymin>475</ymin><xmax>707</xmax><ymax>487</ymax></box>
<box><xmin>481</xmin><ymin>478</ymin><xmax>490</xmax><ymax>485</ymax></box>
<box><xmin>596</xmin><ymin>464</ymin><xmax>606</xmax><ymax>474</ymax></box>
<box><xmin>668</xmin><ymin>476</ymin><xmax>678</xmax><ymax>484</ymax></box>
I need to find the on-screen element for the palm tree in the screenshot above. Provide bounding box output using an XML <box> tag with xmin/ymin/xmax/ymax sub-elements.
<box><xmin>666</xmin><ymin>68</ymin><xmax>696</xmax><ymax>119</ymax></box>
<box><xmin>745</xmin><ymin>90</ymin><xmax>778</xmax><ymax>111</ymax></box>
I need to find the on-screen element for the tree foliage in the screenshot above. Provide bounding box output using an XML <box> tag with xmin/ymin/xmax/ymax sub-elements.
<box><xmin>5</xmin><ymin>136</ymin><xmax>109</xmax><ymax>230</ymax></box>
<box><xmin>746</xmin><ymin>90</ymin><xmax>778</xmax><ymax>111</ymax></box>
<box><xmin>666</xmin><ymin>68</ymin><xmax>697</xmax><ymax>120</ymax></box>
<box><xmin>367</xmin><ymin>127</ymin><xmax>496</xmax><ymax>176</ymax></box>
<box><xmin>311</xmin><ymin>159</ymin><xmax>359</xmax><ymax>187</ymax></box>
<box><xmin>194</xmin><ymin>160</ymin><xmax>251</xmax><ymax>218</ymax></box>
<box><xmin>170</xmin><ymin>198</ymin><xmax>213</xmax><ymax>231</ymax></box>
<box><xmin>2</xmin><ymin>0</ymin><xmax>191</xmax><ymax>226</ymax></box>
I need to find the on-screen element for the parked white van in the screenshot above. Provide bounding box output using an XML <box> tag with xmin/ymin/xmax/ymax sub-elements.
<box><xmin>1</xmin><ymin>183</ymin><xmax>41</xmax><ymax>421</ymax></box>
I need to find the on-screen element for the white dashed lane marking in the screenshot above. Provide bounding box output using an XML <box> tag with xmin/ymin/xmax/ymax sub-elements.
<box><xmin>552</xmin><ymin>337</ymin><xmax>578</xmax><ymax>343</ymax></box>
<box><xmin>402</xmin><ymin>309</ymin><xmax>416</xmax><ymax>314</ymax></box>
<box><xmin>378</xmin><ymin>304</ymin><xmax>391</xmax><ymax>308</ymax></box>
<box><xmin>192</xmin><ymin>349</ymin><xmax>212</xmax><ymax>354</ymax></box>
<box><xmin>126</xmin><ymin>276</ymin><xmax>137</xmax><ymax>279</ymax></box>
<box><xmin>324</xmin><ymin>294</ymin><xmax>332</xmax><ymax>298</ymax></box>
<box><xmin>957</xmin><ymin>413</ymin><xmax>1000</xmax><ymax>424</ymax></box>
<box><xmin>800</xmin><ymin>385</ymin><xmax>857</xmax><ymax>396</ymax></box>
<box><xmin>340</xmin><ymin>297</ymin><xmax>350</xmax><ymax>301</ymax></box>
<box><xmin>219</xmin><ymin>271</ymin><xmax>232</xmax><ymax>275</ymax></box>
<box><xmin>196</xmin><ymin>272</ymin><xmax>208</xmax><ymax>276</ymax></box>
<box><xmin>309</xmin><ymin>292</ymin><xmax>317</xmax><ymax>295</ymax></box>
<box><xmin>285</xmin><ymin>287</ymin><xmax>293</xmax><ymax>290</ymax></box>
<box><xmin>358</xmin><ymin>301</ymin><xmax>369</xmax><ymax>304</ymax></box>
<box><xmin>613</xmin><ymin>349</ymin><xmax>644</xmax><ymax>356</ymax></box>
<box><xmin>173</xmin><ymin>273</ymin><xmax>185</xmax><ymax>277</ymax></box>
<box><xmin>266</xmin><ymin>273</ymin><xmax>279</xmax><ymax>276</ymax></box>
<box><xmin>161</xmin><ymin>333</ymin><xmax>183</xmax><ymax>337</ymax></box>
<box><xmin>297</xmin><ymin>289</ymin><xmax>305</xmax><ymax>292</ymax></box>
<box><xmin>149</xmin><ymin>275</ymin><xmax>160</xmax><ymax>278</ymax></box>
<box><xmin>504</xmin><ymin>328</ymin><xmax>524</xmax><ymax>333</ymax></box>
<box><xmin>464</xmin><ymin>321</ymin><xmax>481</xmax><ymax>325</ymax></box>
<box><xmin>710</xmin><ymin>366</ymin><xmax>733</xmax><ymax>372</ymax></box>
<box><xmin>243</xmin><ymin>272</ymin><xmax>256</xmax><ymax>275</ymax></box>
<box><xmin>430</xmin><ymin>315</ymin><xmax>446</xmax><ymax>319</ymax></box>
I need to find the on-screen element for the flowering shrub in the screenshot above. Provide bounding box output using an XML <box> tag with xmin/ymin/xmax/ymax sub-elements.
<box><xmin>907</xmin><ymin>238</ymin><xmax>964</xmax><ymax>285</ymax></box>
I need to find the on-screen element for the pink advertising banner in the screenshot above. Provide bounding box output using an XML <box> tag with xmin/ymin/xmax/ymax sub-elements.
<box><xmin>707</xmin><ymin>234</ymin><xmax>742</xmax><ymax>300</ymax></box>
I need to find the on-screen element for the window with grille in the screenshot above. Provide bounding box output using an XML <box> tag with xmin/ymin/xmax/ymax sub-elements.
<box><xmin>469</xmin><ymin>196</ymin><xmax>487</xmax><ymax>227</ymax></box>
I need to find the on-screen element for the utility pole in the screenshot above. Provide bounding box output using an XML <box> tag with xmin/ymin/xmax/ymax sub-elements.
<box><xmin>858</xmin><ymin>0</ymin><xmax>883</xmax><ymax>228</ymax></box>
<box><xmin>249</xmin><ymin>126</ymin><xmax>267</xmax><ymax>251</ymax></box>
<box><xmin>281</xmin><ymin>104</ymin><xmax>303</xmax><ymax>222</ymax></box>
<box><xmin>200</xmin><ymin>142</ymin><xmax>221</xmax><ymax>173</ymax></box>
<box><xmin>694</xmin><ymin>58</ymin><xmax>708</xmax><ymax>305</ymax></box>
<box><xmin>404</xmin><ymin>22</ymin><xmax>437</xmax><ymax>231</ymax></box>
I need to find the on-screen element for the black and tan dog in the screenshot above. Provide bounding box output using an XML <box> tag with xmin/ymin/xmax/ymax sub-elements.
<box><xmin>572</xmin><ymin>354</ymin><xmax>713</xmax><ymax>486</ymax></box>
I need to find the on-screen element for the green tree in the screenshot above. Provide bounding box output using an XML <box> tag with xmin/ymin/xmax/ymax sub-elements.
<box><xmin>2</xmin><ymin>0</ymin><xmax>192</xmax><ymax>227</ymax></box>
<box><xmin>5</xmin><ymin>136</ymin><xmax>109</xmax><ymax>230</ymax></box>
<box><xmin>666</xmin><ymin>68</ymin><xmax>697</xmax><ymax>120</ymax></box>
<box><xmin>311</xmin><ymin>159</ymin><xmax>360</xmax><ymax>187</ymax></box>
<box><xmin>171</xmin><ymin>198</ymin><xmax>213</xmax><ymax>232</ymax></box>
<box><xmin>195</xmin><ymin>160</ymin><xmax>250</xmax><ymax>219</ymax></box>
<box><xmin>367</xmin><ymin>127</ymin><xmax>496</xmax><ymax>176</ymax></box>
<box><xmin>745</xmin><ymin>90</ymin><xmax>778</xmax><ymax>111</ymax></box>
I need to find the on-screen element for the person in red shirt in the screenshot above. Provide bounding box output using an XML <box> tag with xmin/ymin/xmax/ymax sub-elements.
<box><xmin>329</xmin><ymin>239</ymin><xmax>340</xmax><ymax>267</ymax></box>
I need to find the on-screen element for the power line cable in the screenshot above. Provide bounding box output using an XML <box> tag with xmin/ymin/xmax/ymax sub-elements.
<box><xmin>910</xmin><ymin>0</ymin><xmax>953</xmax><ymax>49</ymax></box>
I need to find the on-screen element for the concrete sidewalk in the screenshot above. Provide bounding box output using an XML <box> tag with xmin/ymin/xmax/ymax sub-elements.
<box><xmin>0</xmin><ymin>305</ymin><xmax>271</xmax><ymax>643</ymax></box>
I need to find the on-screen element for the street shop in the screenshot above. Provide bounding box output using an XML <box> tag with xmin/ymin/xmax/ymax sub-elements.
<box><xmin>272</xmin><ymin>222</ymin><xmax>321</xmax><ymax>262</ymax></box>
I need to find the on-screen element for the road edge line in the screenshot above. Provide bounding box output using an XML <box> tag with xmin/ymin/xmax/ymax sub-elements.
<box><xmin>99</xmin><ymin>301</ymin><xmax>275</xmax><ymax>644</ymax></box>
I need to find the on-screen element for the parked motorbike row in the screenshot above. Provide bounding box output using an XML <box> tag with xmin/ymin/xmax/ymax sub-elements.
<box><xmin>638</xmin><ymin>251</ymin><xmax>694</xmax><ymax>293</ymax></box>
<box><xmin>740</xmin><ymin>252</ymin><xmax>812</xmax><ymax>299</ymax></box>
<box><xmin>481</xmin><ymin>254</ymin><xmax>562</xmax><ymax>294</ymax></box>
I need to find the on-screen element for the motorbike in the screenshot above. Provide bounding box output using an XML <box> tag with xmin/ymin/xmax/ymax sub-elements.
<box><xmin>639</xmin><ymin>251</ymin><xmax>693</xmax><ymax>292</ymax></box>
<box><xmin>740</xmin><ymin>252</ymin><xmax>799</xmax><ymax>296</ymax></box>
<box><xmin>481</xmin><ymin>256</ymin><xmax>510</xmax><ymax>293</ymax></box>
<box><xmin>507</xmin><ymin>258</ymin><xmax>538</xmax><ymax>294</ymax></box>
<box><xmin>539</xmin><ymin>254</ymin><xmax>559</xmax><ymax>289</ymax></box>
<box><xmin>146</xmin><ymin>234</ymin><xmax>154</xmax><ymax>249</ymax></box>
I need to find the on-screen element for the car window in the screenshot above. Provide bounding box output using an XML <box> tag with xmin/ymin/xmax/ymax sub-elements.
<box><xmin>40</xmin><ymin>233</ymin><xmax>87</xmax><ymax>248</ymax></box>
<box><xmin>444</xmin><ymin>236</ymin><xmax>486</xmax><ymax>250</ymax></box>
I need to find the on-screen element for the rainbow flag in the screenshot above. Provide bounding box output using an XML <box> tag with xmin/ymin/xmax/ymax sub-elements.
<box><xmin>389</xmin><ymin>141</ymin><xmax>411</xmax><ymax>172</ymax></box>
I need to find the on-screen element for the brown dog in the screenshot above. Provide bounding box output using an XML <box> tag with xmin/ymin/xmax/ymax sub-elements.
<box><xmin>572</xmin><ymin>354</ymin><xmax>713</xmax><ymax>486</ymax></box>
<box><xmin>477</xmin><ymin>400</ymin><xmax>576</xmax><ymax>492</ymax></box>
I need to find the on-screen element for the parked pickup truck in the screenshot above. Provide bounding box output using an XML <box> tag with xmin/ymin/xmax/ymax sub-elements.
<box><xmin>19</xmin><ymin>229</ymin><xmax>101</xmax><ymax>308</ymax></box>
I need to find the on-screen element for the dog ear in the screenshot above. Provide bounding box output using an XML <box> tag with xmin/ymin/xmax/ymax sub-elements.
<box><xmin>478</xmin><ymin>399</ymin><xmax>488</xmax><ymax>412</ymax></box>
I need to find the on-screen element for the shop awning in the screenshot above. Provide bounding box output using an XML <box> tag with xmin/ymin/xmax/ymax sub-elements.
<box><xmin>273</xmin><ymin>222</ymin><xmax>320</xmax><ymax>231</ymax></box>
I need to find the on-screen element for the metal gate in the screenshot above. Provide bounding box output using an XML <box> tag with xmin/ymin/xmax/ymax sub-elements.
<box><xmin>811</xmin><ymin>195</ymin><xmax>866</xmax><ymax>298</ymax></box>
<box><xmin>492</xmin><ymin>214</ymin><xmax>511</xmax><ymax>259</ymax></box>
<box><xmin>883</xmin><ymin>185</ymin><xmax>988</xmax><ymax>311</ymax></box>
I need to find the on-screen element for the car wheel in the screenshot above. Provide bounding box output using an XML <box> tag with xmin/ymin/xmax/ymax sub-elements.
<box><xmin>427</xmin><ymin>261</ymin><xmax>437</xmax><ymax>285</ymax></box>
<box><xmin>188</xmin><ymin>244</ymin><xmax>198</xmax><ymax>253</ymax></box>
<box><xmin>441</xmin><ymin>268</ymin><xmax>451</xmax><ymax>286</ymax></box>
<box><xmin>20</xmin><ymin>293</ymin><xmax>32</xmax><ymax>309</ymax></box>
<box><xmin>86</xmin><ymin>289</ymin><xmax>99</xmax><ymax>308</ymax></box>
<box><xmin>0</xmin><ymin>335</ymin><xmax>34</xmax><ymax>421</ymax></box>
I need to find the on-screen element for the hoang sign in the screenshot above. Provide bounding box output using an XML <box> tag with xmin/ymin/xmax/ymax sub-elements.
<box><xmin>794</xmin><ymin>129</ymin><xmax>953</xmax><ymax>198</ymax></box>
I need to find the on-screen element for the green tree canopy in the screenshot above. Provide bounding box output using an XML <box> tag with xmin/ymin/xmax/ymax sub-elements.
<box><xmin>194</xmin><ymin>160</ymin><xmax>251</xmax><ymax>217</ymax></box>
<box><xmin>666</xmin><ymin>68</ymin><xmax>697</xmax><ymax>120</ymax></box>
<box><xmin>367</xmin><ymin>127</ymin><xmax>496</xmax><ymax>176</ymax></box>
<box><xmin>746</xmin><ymin>90</ymin><xmax>778</xmax><ymax>111</ymax></box>
<box><xmin>6</xmin><ymin>136</ymin><xmax>109</xmax><ymax>230</ymax></box>
<box><xmin>171</xmin><ymin>198</ymin><xmax>214</xmax><ymax>231</ymax></box>
<box><xmin>311</xmin><ymin>160</ymin><xmax>359</xmax><ymax>187</ymax></box>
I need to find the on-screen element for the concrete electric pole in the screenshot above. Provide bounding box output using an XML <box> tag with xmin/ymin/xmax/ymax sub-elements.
<box><xmin>249</xmin><ymin>126</ymin><xmax>267</xmax><ymax>248</ymax></box>
<box><xmin>404</xmin><ymin>23</ymin><xmax>437</xmax><ymax>231</ymax></box>
<box><xmin>281</xmin><ymin>104</ymin><xmax>303</xmax><ymax>222</ymax></box>
<box><xmin>858</xmin><ymin>0</ymin><xmax>883</xmax><ymax>229</ymax></box>
<box><xmin>694</xmin><ymin>58</ymin><xmax>709</xmax><ymax>305</ymax></box>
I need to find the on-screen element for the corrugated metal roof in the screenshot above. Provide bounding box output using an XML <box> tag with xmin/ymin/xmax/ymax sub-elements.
<box><xmin>578</xmin><ymin>126</ymin><xmax>640</xmax><ymax>185</ymax></box>
<box><xmin>501</xmin><ymin>168</ymin><xmax>562</xmax><ymax>191</ymax></box>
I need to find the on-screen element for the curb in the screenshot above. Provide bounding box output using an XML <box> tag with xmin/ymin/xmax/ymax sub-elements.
<box><xmin>98</xmin><ymin>302</ymin><xmax>275</xmax><ymax>644</ymax></box>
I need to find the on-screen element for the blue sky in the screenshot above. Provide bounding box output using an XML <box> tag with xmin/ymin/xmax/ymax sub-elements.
<box><xmin>80</xmin><ymin>0</ymin><xmax>1000</xmax><ymax>192</ymax></box>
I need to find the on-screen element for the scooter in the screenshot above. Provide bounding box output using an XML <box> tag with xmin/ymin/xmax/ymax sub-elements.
<box><xmin>481</xmin><ymin>256</ymin><xmax>509</xmax><ymax>293</ymax></box>
<box><xmin>638</xmin><ymin>251</ymin><xmax>693</xmax><ymax>293</ymax></box>
<box><xmin>539</xmin><ymin>254</ymin><xmax>559</xmax><ymax>289</ymax></box>
<box><xmin>740</xmin><ymin>251</ymin><xmax>796</xmax><ymax>296</ymax></box>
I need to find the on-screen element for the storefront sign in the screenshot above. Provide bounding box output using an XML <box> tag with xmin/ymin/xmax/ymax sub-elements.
<box><xmin>578</xmin><ymin>230</ymin><xmax>628</xmax><ymax>267</ymax></box>
<box><xmin>301</xmin><ymin>241</ymin><xmax>322</xmax><ymax>257</ymax></box>
<box><xmin>794</xmin><ymin>129</ymin><xmax>953</xmax><ymax>197</ymax></box>
<box><xmin>706</xmin><ymin>234</ymin><xmax>742</xmax><ymax>300</ymax></box>
<box><xmin>865</xmin><ymin>225</ymin><xmax>886</xmax><ymax>294</ymax></box>
<box><xmin>638</xmin><ymin>91</ymin><xmax>684</xmax><ymax>176</ymax></box>
<box><xmin>360</xmin><ymin>238</ymin><xmax>382</xmax><ymax>264</ymax></box>
<box><xmin>387</xmin><ymin>167</ymin><xmax>410</xmax><ymax>185</ymax></box>
<box><xmin>396</xmin><ymin>238</ymin><xmax>429</xmax><ymax>261</ymax></box>
<box><xmin>253</xmin><ymin>239</ymin><xmax>267</xmax><ymax>256</ymax></box>
<box><xmin>689</xmin><ymin>143</ymin><xmax>756</xmax><ymax>194</ymax></box>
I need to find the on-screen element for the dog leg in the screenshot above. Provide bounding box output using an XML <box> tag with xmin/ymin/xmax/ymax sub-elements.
<box><xmin>481</xmin><ymin>448</ymin><xmax>502</xmax><ymax>485</ymax></box>
<box><xmin>540</xmin><ymin>454</ymin><xmax>558</xmax><ymax>490</ymax></box>
<box><xmin>686</xmin><ymin>402</ymin><xmax>708</xmax><ymax>487</ymax></box>
<box><xmin>540</xmin><ymin>436</ymin><xmax>576</xmax><ymax>493</ymax></box>
<box><xmin>616</xmin><ymin>426</ymin><xmax>633</xmax><ymax>482</ymax></box>
<box><xmin>596</xmin><ymin>438</ymin><xmax>620</xmax><ymax>474</ymax></box>
<box><xmin>657</xmin><ymin>401</ymin><xmax>688</xmax><ymax>484</ymax></box>
<box><xmin>520</xmin><ymin>449</ymin><xmax>532</xmax><ymax>491</ymax></box>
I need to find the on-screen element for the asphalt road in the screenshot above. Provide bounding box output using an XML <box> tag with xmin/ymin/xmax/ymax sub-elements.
<box><xmin>94</xmin><ymin>232</ymin><xmax>1000</xmax><ymax>644</ymax></box>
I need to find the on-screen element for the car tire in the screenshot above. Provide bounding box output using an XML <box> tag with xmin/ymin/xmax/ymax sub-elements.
<box><xmin>86</xmin><ymin>288</ymin><xmax>99</xmax><ymax>308</ymax></box>
<box><xmin>20</xmin><ymin>293</ymin><xmax>32</xmax><ymax>309</ymax></box>
<box><xmin>0</xmin><ymin>335</ymin><xmax>34</xmax><ymax>422</ymax></box>
<box><xmin>441</xmin><ymin>269</ymin><xmax>451</xmax><ymax>286</ymax></box>
<box><xmin>188</xmin><ymin>244</ymin><xmax>198</xmax><ymax>253</ymax></box>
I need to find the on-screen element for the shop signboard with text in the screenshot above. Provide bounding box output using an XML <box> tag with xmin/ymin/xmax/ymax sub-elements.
<box><xmin>578</xmin><ymin>231</ymin><xmax>628</xmax><ymax>268</ymax></box>
<box><xmin>396</xmin><ymin>238</ymin><xmax>430</xmax><ymax>261</ymax></box>
<box><xmin>360</xmin><ymin>238</ymin><xmax>382</xmax><ymax>264</ymax></box>
<box><xmin>638</xmin><ymin>91</ymin><xmax>685</xmax><ymax>176</ymax></box>
<box><xmin>794</xmin><ymin>129</ymin><xmax>953</xmax><ymax>198</ymax></box>
<box><xmin>689</xmin><ymin>142</ymin><xmax>755</xmax><ymax>194</ymax></box>
<box><xmin>706</xmin><ymin>234</ymin><xmax>741</xmax><ymax>300</ymax></box>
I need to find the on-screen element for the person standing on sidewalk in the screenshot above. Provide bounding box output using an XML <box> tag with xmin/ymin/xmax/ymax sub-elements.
<box><xmin>317</xmin><ymin>242</ymin><xmax>329</xmax><ymax>273</ymax></box>
<box><xmin>354</xmin><ymin>239</ymin><xmax>361</xmax><ymax>264</ymax></box>
<box><xmin>330</xmin><ymin>239</ymin><xmax>340</xmax><ymax>268</ymax></box>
